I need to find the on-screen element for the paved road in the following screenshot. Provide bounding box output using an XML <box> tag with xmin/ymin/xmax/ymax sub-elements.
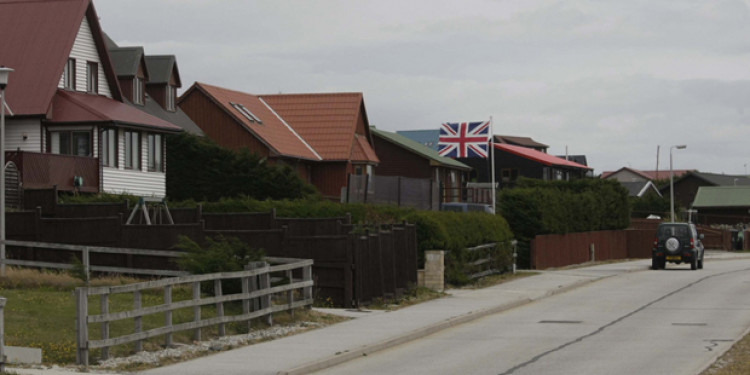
<box><xmin>316</xmin><ymin>258</ymin><xmax>750</xmax><ymax>375</ymax></box>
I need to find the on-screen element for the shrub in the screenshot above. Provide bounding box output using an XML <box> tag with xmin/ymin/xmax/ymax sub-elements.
<box><xmin>498</xmin><ymin>178</ymin><xmax>631</xmax><ymax>268</ymax></box>
<box><xmin>174</xmin><ymin>235</ymin><xmax>265</xmax><ymax>295</ymax></box>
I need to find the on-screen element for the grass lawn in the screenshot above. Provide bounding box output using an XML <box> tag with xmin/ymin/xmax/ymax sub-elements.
<box><xmin>0</xmin><ymin>268</ymin><xmax>345</xmax><ymax>365</ymax></box>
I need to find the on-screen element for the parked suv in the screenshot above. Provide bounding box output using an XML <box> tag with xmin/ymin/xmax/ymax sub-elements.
<box><xmin>652</xmin><ymin>222</ymin><xmax>704</xmax><ymax>270</ymax></box>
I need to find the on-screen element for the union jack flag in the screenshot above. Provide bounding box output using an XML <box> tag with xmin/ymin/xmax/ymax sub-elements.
<box><xmin>438</xmin><ymin>121</ymin><xmax>491</xmax><ymax>158</ymax></box>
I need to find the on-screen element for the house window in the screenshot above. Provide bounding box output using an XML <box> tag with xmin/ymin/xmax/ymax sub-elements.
<box><xmin>101</xmin><ymin>128</ymin><xmax>116</xmax><ymax>167</ymax></box>
<box><xmin>86</xmin><ymin>62</ymin><xmax>98</xmax><ymax>94</ymax></box>
<box><xmin>64</xmin><ymin>58</ymin><xmax>76</xmax><ymax>90</ymax></box>
<box><xmin>166</xmin><ymin>85</ymin><xmax>176</xmax><ymax>111</ymax></box>
<box><xmin>147</xmin><ymin>133</ymin><xmax>163</xmax><ymax>172</ymax></box>
<box><xmin>501</xmin><ymin>168</ymin><xmax>519</xmax><ymax>183</ymax></box>
<box><xmin>230</xmin><ymin>102</ymin><xmax>262</xmax><ymax>124</ymax></box>
<box><xmin>49</xmin><ymin>130</ymin><xmax>91</xmax><ymax>156</ymax></box>
<box><xmin>124</xmin><ymin>130</ymin><xmax>140</xmax><ymax>169</ymax></box>
<box><xmin>133</xmin><ymin>77</ymin><xmax>144</xmax><ymax>105</ymax></box>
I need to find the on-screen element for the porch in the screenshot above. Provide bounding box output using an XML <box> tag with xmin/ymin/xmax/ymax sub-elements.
<box><xmin>5</xmin><ymin>151</ymin><xmax>99</xmax><ymax>193</ymax></box>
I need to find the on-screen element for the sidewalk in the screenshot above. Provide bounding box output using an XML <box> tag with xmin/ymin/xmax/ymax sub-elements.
<box><xmin>9</xmin><ymin>252</ymin><xmax>749</xmax><ymax>375</ymax></box>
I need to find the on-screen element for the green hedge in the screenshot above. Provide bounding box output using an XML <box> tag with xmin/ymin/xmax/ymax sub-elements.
<box><xmin>497</xmin><ymin>178</ymin><xmax>630</xmax><ymax>268</ymax></box>
<box><xmin>165</xmin><ymin>133</ymin><xmax>317</xmax><ymax>201</ymax></box>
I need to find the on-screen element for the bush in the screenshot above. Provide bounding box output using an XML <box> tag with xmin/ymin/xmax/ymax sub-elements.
<box><xmin>166</xmin><ymin>133</ymin><xmax>317</xmax><ymax>201</ymax></box>
<box><xmin>174</xmin><ymin>235</ymin><xmax>265</xmax><ymax>294</ymax></box>
<box><xmin>498</xmin><ymin>178</ymin><xmax>630</xmax><ymax>268</ymax></box>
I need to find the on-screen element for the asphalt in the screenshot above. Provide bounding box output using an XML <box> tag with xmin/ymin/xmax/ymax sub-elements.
<box><xmin>8</xmin><ymin>251</ymin><xmax>750</xmax><ymax>375</ymax></box>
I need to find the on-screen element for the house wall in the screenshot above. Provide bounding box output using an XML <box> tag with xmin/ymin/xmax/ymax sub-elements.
<box><xmin>372</xmin><ymin>138</ymin><xmax>432</xmax><ymax>179</ymax></box>
<box><xmin>673</xmin><ymin>175</ymin><xmax>711</xmax><ymax>210</ymax></box>
<box><xmin>179</xmin><ymin>90</ymin><xmax>270</xmax><ymax>156</ymax></box>
<box><xmin>148</xmin><ymin>85</ymin><xmax>167</xmax><ymax>109</ymax></box>
<box><xmin>6</xmin><ymin>118</ymin><xmax>43</xmax><ymax>152</ymax></box>
<box><xmin>57</xmin><ymin>15</ymin><xmax>112</xmax><ymax>98</ymax></box>
<box><xmin>312</xmin><ymin>162</ymin><xmax>349</xmax><ymax>199</ymax></box>
<box><xmin>101</xmin><ymin>128</ymin><xmax>166</xmax><ymax>198</ymax></box>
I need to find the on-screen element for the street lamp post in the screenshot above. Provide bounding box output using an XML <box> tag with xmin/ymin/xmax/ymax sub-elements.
<box><xmin>0</xmin><ymin>66</ymin><xmax>13</xmax><ymax>277</ymax></box>
<box><xmin>670</xmin><ymin>144</ymin><xmax>687</xmax><ymax>222</ymax></box>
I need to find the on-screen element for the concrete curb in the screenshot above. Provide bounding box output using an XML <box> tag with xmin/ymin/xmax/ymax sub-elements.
<box><xmin>280</xmin><ymin>275</ymin><xmax>603</xmax><ymax>375</ymax></box>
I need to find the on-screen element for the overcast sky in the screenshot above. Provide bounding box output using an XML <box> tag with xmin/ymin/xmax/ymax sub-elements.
<box><xmin>95</xmin><ymin>0</ymin><xmax>750</xmax><ymax>176</ymax></box>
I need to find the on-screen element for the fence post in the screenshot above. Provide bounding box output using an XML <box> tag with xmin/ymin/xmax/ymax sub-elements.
<box><xmin>241</xmin><ymin>275</ymin><xmax>251</xmax><ymax>331</ymax></box>
<box><xmin>303</xmin><ymin>264</ymin><xmax>313</xmax><ymax>307</ymax></box>
<box><xmin>75</xmin><ymin>288</ymin><xmax>89</xmax><ymax>367</ymax></box>
<box><xmin>0</xmin><ymin>297</ymin><xmax>6</xmax><ymax>373</ymax></box>
<box><xmin>82</xmin><ymin>247</ymin><xmax>90</xmax><ymax>283</ymax></box>
<box><xmin>192</xmin><ymin>282</ymin><xmax>201</xmax><ymax>341</ymax></box>
<box><xmin>164</xmin><ymin>285</ymin><xmax>173</xmax><ymax>347</ymax></box>
<box><xmin>214</xmin><ymin>280</ymin><xmax>225</xmax><ymax>337</ymax></box>
<box><xmin>133</xmin><ymin>291</ymin><xmax>142</xmax><ymax>353</ymax></box>
<box><xmin>286</xmin><ymin>269</ymin><xmax>294</xmax><ymax>318</ymax></box>
<box><xmin>259</xmin><ymin>262</ymin><xmax>272</xmax><ymax>326</ymax></box>
<box><xmin>100</xmin><ymin>294</ymin><xmax>109</xmax><ymax>360</ymax></box>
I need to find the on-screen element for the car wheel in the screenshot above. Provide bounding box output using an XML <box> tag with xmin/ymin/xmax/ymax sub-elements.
<box><xmin>652</xmin><ymin>257</ymin><xmax>659</xmax><ymax>270</ymax></box>
<box><xmin>698</xmin><ymin>252</ymin><xmax>704</xmax><ymax>269</ymax></box>
<box><xmin>691</xmin><ymin>255</ymin><xmax>697</xmax><ymax>270</ymax></box>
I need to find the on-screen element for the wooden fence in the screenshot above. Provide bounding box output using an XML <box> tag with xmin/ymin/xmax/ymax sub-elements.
<box><xmin>75</xmin><ymin>257</ymin><xmax>313</xmax><ymax>366</ymax></box>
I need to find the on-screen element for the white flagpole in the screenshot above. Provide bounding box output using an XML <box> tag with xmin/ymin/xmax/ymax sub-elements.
<box><xmin>489</xmin><ymin>116</ymin><xmax>496</xmax><ymax>213</ymax></box>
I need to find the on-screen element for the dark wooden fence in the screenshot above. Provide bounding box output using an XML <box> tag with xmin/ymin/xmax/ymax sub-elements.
<box><xmin>7</xmin><ymin>201</ymin><xmax>416</xmax><ymax>308</ymax></box>
<box><xmin>531</xmin><ymin>223</ymin><xmax>735</xmax><ymax>270</ymax></box>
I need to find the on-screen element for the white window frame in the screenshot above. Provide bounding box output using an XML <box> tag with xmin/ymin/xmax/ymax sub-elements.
<box><xmin>147</xmin><ymin>133</ymin><xmax>163</xmax><ymax>172</ymax></box>
<box><xmin>86</xmin><ymin>61</ymin><xmax>98</xmax><ymax>94</ymax></box>
<box><xmin>124</xmin><ymin>130</ymin><xmax>140</xmax><ymax>170</ymax></box>
<box><xmin>64</xmin><ymin>58</ymin><xmax>76</xmax><ymax>90</ymax></box>
<box><xmin>101</xmin><ymin>128</ymin><xmax>116</xmax><ymax>167</ymax></box>
<box><xmin>166</xmin><ymin>85</ymin><xmax>176</xmax><ymax>111</ymax></box>
<box><xmin>133</xmin><ymin>77</ymin><xmax>143</xmax><ymax>105</ymax></box>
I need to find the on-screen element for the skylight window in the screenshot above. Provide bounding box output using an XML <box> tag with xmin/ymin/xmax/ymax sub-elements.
<box><xmin>230</xmin><ymin>102</ymin><xmax>262</xmax><ymax>124</ymax></box>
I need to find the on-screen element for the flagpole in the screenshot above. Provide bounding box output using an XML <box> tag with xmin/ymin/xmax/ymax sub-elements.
<box><xmin>490</xmin><ymin>116</ymin><xmax>496</xmax><ymax>214</ymax></box>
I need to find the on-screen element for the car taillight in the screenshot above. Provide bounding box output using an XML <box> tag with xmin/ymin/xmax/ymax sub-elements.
<box><xmin>690</xmin><ymin>238</ymin><xmax>694</xmax><ymax>249</ymax></box>
<box><xmin>653</xmin><ymin>238</ymin><xmax>658</xmax><ymax>247</ymax></box>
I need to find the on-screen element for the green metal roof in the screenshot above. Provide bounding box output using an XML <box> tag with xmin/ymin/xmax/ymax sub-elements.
<box><xmin>145</xmin><ymin>55</ymin><xmax>180</xmax><ymax>86</ymax></box>
<box><xmin>370</xmin><ymin>127</ymin><xmax>471</xmax><ymax>171</ymax></box>
<box><xmin>692</xmin><ymin>186</ymin><xmax>750</xmax><ymax>207</ymax></box>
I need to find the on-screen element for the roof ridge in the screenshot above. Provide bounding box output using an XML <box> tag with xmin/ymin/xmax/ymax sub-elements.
<box><xmin>258</xmin><ymin>97</ymin><xmax>322</xmax><ymax>161</ymax></box>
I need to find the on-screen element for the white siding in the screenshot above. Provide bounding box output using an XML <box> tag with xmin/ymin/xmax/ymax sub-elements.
<box><xmin>5</xmin><ymin>118</ymin><xmax>43</xmax><ymax>152</ymax></box>
<box><xmin>102</xmin><ymin>128</ymin><xmax>166</xmax><ymax>198</ymax></box>
<box><xmin>57</xmin><ymin>15</ymin><xmax>112</xmax><ymax>97</ymax></box>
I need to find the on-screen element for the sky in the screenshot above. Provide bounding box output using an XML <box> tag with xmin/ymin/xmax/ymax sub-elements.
<box><xmin>94</xmin><ymin>0</ymin><xmax>750</xmax><ymax>176</ymax></box>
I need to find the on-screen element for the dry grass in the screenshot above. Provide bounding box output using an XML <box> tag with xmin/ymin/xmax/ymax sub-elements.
<box><xmin>367</xmin><ymin>286</ymin><xmax>446</xmax><ymax>311</ymax></box>
<box><xmin>0</xmin><ymin>267</ymin><xmax>145</xmax><ymax>290</ymax></box>
<box><xmin>701</xmin><ymin>329</ymin><xmax>750</xmax><ymax>375</ymax></box>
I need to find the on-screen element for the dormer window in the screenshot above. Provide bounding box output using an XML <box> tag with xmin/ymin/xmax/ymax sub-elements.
<box><xmin>230</xmin><ymin>102</ymin><xmax>262</xmax><ymax>124</ymax></box>
<box><xmin>133</xmin><ymin>77</ymin><xmax>144</xmax><ymax>105</ymax></box>
<box><xmin>86</xmin><ymin>62</ymin><xmax>98</xmax><ymax>94</ymax></box>
<box><xmin>64</xmin><ymin>58</ymin><xmax>76</xmax><ymax>90</ymax></box>
<box><xmin>166</xmin><ymin>85</ymin><xmax>176</xmax><ymax>112</ymax></box>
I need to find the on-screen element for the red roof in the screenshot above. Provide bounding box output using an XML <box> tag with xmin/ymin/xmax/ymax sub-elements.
<box><xmin>260</xmin><ymin>93</ymin><xmax>379</xmax><ymax>163</ymax></box>
<box><xmin>0</xmin><ymin>0</ymin><xmax>121</xmax><ymax>115</ymax></box>
<box><xmin>496</xmin><ymin>143</ymin><xmax>592</xmax><ymax>170</ymax></box>
<box><xmin>49</xmin><ymin>90</ymin><xmax>181</xmax><ymax>132</ymax></box>
<box><xmin>187</xmin><ymin>83</ymin><xmax>321</xmax><ymax>161</ymax></box>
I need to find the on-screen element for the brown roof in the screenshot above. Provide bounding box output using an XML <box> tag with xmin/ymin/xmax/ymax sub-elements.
<box><xmin>260</xmin><ymin>93</ymin><xmax>379</xmax><ymax>163</ymax></box>
<box><xmin>0</xmin><ymin>0</ymin><xmax>121</xmax><ymax>115</ymax></box>
<box><xmin>49</xmin><ymin>90</ymin><xmax>181</xmax><ymax>132</ymax></box>
<box><xmin>186</xmin><ymin>83</ymin><xmax>321</xmax><ymax>161</ymax></box>
<box><xmin>495</xmin><ymin>135</ymin><xmax>548</xmax><ymax>149</ymax></box>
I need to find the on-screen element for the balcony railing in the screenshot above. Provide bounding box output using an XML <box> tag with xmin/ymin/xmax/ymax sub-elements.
<box><xmin>6</xmin><ymin>151</ymin><xmax>99</xmax><ymax>193</ymax></box>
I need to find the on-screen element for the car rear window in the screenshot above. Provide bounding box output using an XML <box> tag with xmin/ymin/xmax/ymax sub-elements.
<box><xmin>657</xmin><ymin>225</ymin><xmax>689</xmax><ymax>238</ymax></box>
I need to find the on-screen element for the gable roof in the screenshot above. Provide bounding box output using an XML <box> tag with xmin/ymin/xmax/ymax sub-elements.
<box><xmin>620</xmin><ymin>181</ymin><xmax>662</xmax><ymax>197</ymax></box>
<box><xmin>144</xmin><ymin>55</ymin><xmax>180</xmax><ymax>87</ymax></box>
<box><xmin>182</xmin><ymin>83</ymin><xmax>321</xmax><ymax>161</ymax></box>
<box><xmin>679</xmin><ymin>171</ymin><xmax>750</xmax><ymax>187</ymax></box>
<box><xmin>495</xmin><ymin>135</ymin><xmax>549</xmax><ymax>149</ymax></box>
<box><xmin>108</xmin><ymin>46</ymin><xmax>147</xmax><ymax>79</ymax></box>
<box><xmin>556</xmin><ymin>155</ymin><xmax>588</xmax><ymax>166</ymax></box>
<box><xmin>692</xmin><ymin>186</ymin><xmax>750</xmax><ymax>208</ymax></box>
<box><xmin>601</xmin><ymin>167</ymin><xmax>653</xmax><ymax>180</ymax></box>
<box><xmin>0</xmin><ymin>0</ymin><xmax>121</xmax><ymax>115</ymax></box>
<box><xmin>259</xmin><ymin>92</ymin><xmax>379</xmax><ymax>163</ymax></box>
<box><xmin>496</xmin><ymin>143</ymin><xmax>592</xmax><ymax>170</ymax></box>
<box><xmin>372</xmin><ymin>127</ymin><xmax>471</xmax><ymax>171</ymax></box>
<box><xmin>601</xmin><ymin>168</ymin><xmax>692</xmax><ymax>180</ymax></box>
<box><xmin>49</xmin><ymin>90</ymin><xmax>182</xmax><ymax>132</ymax></box>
